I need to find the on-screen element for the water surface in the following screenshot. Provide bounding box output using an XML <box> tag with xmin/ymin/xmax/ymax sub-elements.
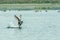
<box><xmin>0</xmin><ymin>10</ymin><xmax>60</xmax><ymax>40</ymax></box>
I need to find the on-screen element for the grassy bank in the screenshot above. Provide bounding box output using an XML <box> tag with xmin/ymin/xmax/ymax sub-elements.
<box><xmin>0</xmin><ymin>0</ymin><xmax>60</xmax><ymax>4</ymax></box>
<box><xmin>0</xmin><ymin>4</ymin><xmax>60</xmax><ymax>11</ymax></box>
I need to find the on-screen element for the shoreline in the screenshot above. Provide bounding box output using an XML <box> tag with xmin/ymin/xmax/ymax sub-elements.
<box><xmin>0</xmin><ymin>4</ymin><xmax>60</xmax><ymax>11</ymax></box>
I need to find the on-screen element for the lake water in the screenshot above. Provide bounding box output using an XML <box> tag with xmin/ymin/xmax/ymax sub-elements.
<box><xmin>0</xmin><ymin>10</ymin><xmax>60</xmax><ymax>40</ymax></box>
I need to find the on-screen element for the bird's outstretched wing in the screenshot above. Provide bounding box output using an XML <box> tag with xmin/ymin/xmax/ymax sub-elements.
<box><xmin>14</xmin><ymin>15</ymin><xmax>20</xmax><ymax>21</ymax></box>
